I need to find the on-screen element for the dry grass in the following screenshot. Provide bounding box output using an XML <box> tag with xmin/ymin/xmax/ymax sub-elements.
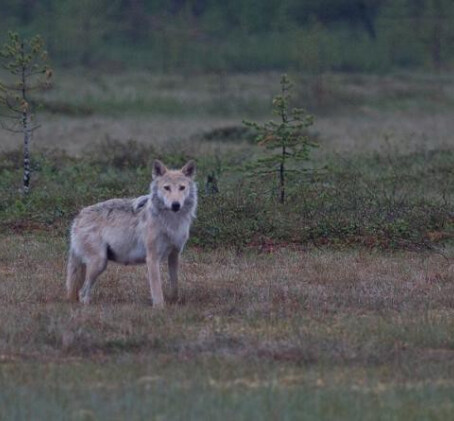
<box><xmin>0</xmin><ymin>234</ymin><xmax>453</xmax><ymax>419</ymax></box>
<box><xmin>1</xmin><ymin>71</ymin><xmax>453</xmax><ymax>156</ymax></box>
<box><xmin>0</xmin><ymin>114</ymin><xmax>243</xmax><ymax>156</ymax></box>
<box><xmin>2</xmin><ymin>110</ymin><xmax>452</xmax><ymax>157</ymax></box>
<box><xmin>1</xmin><ymin>234</ymin><xmax>453</xmax><ymax>365</ymax></box>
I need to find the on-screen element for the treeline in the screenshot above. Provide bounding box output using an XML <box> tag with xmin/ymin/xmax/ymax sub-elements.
<box><xmin>1</xmin><ymin>0</ymin><xmax>453</xmax><ymax>72</ymax></box>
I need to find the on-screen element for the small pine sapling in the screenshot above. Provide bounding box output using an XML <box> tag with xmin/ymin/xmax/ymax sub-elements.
<box><xmin>244</xmin><ymin>74</ymin><xmax>316</xmax><ymax>203</ymax></box>
<box><xmin>0</xmin><ymin>31</ymin><xmax>52</xmax><ymax>194</ymax></box>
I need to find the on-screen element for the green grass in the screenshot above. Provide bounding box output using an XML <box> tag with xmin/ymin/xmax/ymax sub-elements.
<box><xmin>1</xmin><ymin>360</ymin><xmax>453</xmax><ymax>420</ymax></box>
<box><xmin>36</xmin><ymin>71</ymin><xmax>277</xmax><ymax>117</ymax></box>
<box><xmin>28</xmin><ymin>71</ymin><xmax>454</xmax><ymax>118</ymax></box>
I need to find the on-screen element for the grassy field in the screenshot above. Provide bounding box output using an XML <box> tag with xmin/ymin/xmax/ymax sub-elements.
<box><xmin>1</xmin><ymin>71</ymin><xmax>454</xmax><ymax>154</ymax></box>
<box><xmin>0</xmin><ymin>70</ymin><xmax>453</xmax><ymax>419</ymax></box>
<box><xmin>0</xmin><ymin>235</ymin><xmax>453</xmax><ymax>420</ymax></box>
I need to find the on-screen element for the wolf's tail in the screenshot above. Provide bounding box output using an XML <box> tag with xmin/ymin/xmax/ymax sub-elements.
<box><xmin>66</xmin><ymin>248</ymin><xmax>86</xmax><ymax>302</ymax></box>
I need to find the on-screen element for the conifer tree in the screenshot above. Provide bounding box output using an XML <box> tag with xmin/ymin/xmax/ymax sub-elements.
<box><xmin>244</xmin><ymin>74</ymin><xmax>317</xmax><ymax>203</ymax></box>
<box><xmin>0</xmin><ymin>32</ymin><xmax>52</xmax><ymax>194</ymax></box>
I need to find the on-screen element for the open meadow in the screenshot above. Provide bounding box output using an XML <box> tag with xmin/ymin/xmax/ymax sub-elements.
<box><xmin>0</xmin><ymin>70</ymin><xmax>453</xmax><ymax>420</ymax></box>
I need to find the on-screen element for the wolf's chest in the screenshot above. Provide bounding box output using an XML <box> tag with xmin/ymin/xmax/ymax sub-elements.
<box><xmin>157</xmin><ymin>226</ymin><xmax>189</xmax><ymax>253</ymax></box>
<box><xmin>148</xmin><ymin>212</ymin><xmax>190</xmax><ymax>250</ymax></box>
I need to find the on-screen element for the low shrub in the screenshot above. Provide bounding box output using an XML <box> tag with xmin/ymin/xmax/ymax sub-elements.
<box><xmin>0</xmin><ymin>145</ymin><xmax>452</xmax><ymax>250</ymax></box>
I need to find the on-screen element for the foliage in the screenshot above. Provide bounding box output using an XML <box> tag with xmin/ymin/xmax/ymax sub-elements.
<box><xmin>0</xmin><ymin>144</ymin><xmax>451</xmax><ymax>251</ymax></box>
<box><xmin>1</xmin><ymin>0</ymin><xmax>454</xmax><ymax>72</ymax></box>
<box><xmin>244</xmin><ymin>74</ymin><xmax>317</xmax><ymax>203</ymax></box>
<box><xmin>0</xmin><ymin>31</ymin><xmax>52</xmax><ymax>121</ymax></box>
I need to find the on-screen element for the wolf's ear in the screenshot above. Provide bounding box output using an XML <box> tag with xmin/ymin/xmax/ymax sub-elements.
<box><xmin>181</xmin><ymin>160</ymin><xmax>196</xmax><ymax>178</ymax></box>
<box><xmin>152</xmin><ymin>160</ymin><xmax>168</xmax><ymax>178</ymax></box>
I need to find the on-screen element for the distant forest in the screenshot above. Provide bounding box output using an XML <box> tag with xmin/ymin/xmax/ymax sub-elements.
<box><xmin>1</xmin><ymin>0</ymin><xmax>453</xmax><ymax>72</ymax></box>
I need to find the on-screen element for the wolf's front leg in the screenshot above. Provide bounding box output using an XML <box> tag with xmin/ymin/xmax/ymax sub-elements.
<box><xmin>168</xmin><ymin>249</ymin><xmax>179</xmax><ymax>302</ymax></box>
<box><xmin>146</xmin><ymin>252</ymin><xmax>165</xmax><ymax>308</ymax></box>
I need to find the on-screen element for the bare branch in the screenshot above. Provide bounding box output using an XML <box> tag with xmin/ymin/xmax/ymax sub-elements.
<box><xmin>0</xmin><ymin>120</ymin><xmax>22</xmax><ymax>133</ymax></box>
<box><xmin>0</xmin><ymin>112</ymin><xmax>20</xmax><ymax>120</ymax></box>
<box><xmin>5</xmin><ymin>97</ymin><xmax>23</xmax><ymax>114</ymax></box>
<box><xmin>29</xmin><ymin>124</ymin><xmax>41</xmax><ymax>131</ymax></box>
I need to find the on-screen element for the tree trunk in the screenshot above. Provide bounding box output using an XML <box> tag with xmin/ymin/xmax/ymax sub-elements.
<box><xmin>20</xmin><ymin>44</ymin><xmax>31</xmax><ymax>195</ymax></box>
<box><xmin>22</xmin><ymin>112</ymin><xmax>31</xmax><ymax>194</ymax></box>
<box><xmin>280</xmin><ymin>146</ymin><xmax>285</xmax><ymax>204</ymax></box>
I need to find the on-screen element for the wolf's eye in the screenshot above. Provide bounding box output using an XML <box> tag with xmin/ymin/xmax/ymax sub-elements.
<box><xmin>179</xmin><ymin>185</ymin><xmax>186</xmax><ymax>191</ymax></box>
<box><xmin>164</xmin><ymin>185</ymin><xmax>171</xmax><ymax>191</ymax></box>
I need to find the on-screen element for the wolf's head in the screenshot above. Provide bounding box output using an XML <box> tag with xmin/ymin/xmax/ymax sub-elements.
<box><xmin>150</xmin><ymin>160</ymin><xmax>197</xmax><ymax>215</ymax></box>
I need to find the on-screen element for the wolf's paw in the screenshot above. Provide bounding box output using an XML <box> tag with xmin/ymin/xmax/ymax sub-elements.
<box><xmin>152</xmin><ymin>300</ymin><xmax>165</xmax><ymax>310</ymax></box>
<box><xmin>166</xmin><ymin>291</ymin><xmax>179</xmax><ymax>304</ymax></box>
<box><xmin>79</xmin><ymin>294</ymin><xmax>91</xmax><ymax>305</ymax></box>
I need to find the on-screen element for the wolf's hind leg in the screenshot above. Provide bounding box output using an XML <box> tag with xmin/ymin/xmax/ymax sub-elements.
<box><xmin>168</xmin><ymin>249</ymin><xmax>179</xmax><ymax>302</ymax></box>
<box><xmin>66</xmin><ymin>249</ymin><xmax>86</xmax><ymax>302</ymax></box>
<box><xmin>79</xmin><ymin>255</ymin><xmax>107</xmax><ymax>305</ymax></box>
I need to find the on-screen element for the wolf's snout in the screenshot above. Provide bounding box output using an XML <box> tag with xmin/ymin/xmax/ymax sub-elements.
<box><xmin>171</xmin><ymin>202</ymin><xmax>181</xmax><ymax>212</ymax></box>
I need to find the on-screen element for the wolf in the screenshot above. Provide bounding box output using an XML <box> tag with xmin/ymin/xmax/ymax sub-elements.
<box><xmin>66</xmin><ymin>160</ymin><xmax>197</xmax><ymax>308</ymax></box>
